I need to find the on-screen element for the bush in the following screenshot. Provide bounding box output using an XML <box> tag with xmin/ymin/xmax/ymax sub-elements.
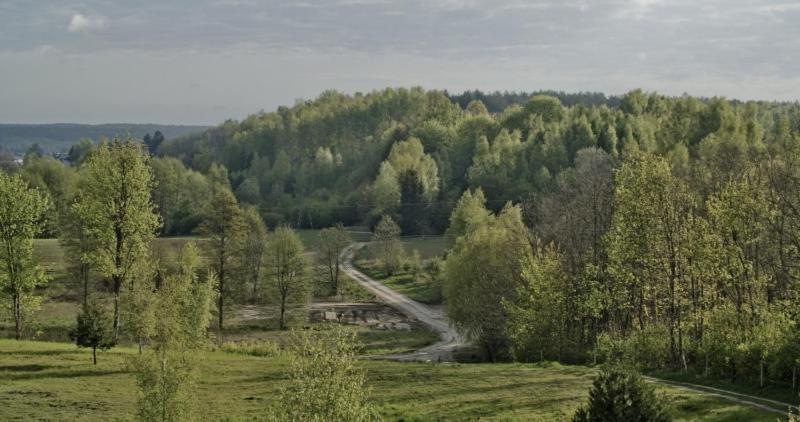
<box><xmin>218</xmin><ymin>339</ymin><xmax>282</xmax><ymax>357</ymax></box>
<box><xmin>573</xmin><ymin>367</ymin><xmax>671</xmax><ymax>422</ymax></box>
<box><xmin>596</xmin><ymin>326</ymin><xmax>670</xmax><ymax>369</ymax></box>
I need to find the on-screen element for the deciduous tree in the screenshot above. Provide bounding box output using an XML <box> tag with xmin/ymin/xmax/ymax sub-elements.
<box><xmin>72</xmin><ymin>138</ymin><xmax>160</xmax><ymax>338</ymax></box>
<box><xmin>266</xmin><ymin>226</ymin><xmax>309</xmax><ymax>330</ymax></box>
<box><xmin>0</xmin><ymin>173</ymin><xmax>50</xmax><ymax>339</ymax></box>
<box><xmin>316</xmin><ymin>224</ymin><xmax>350</xmax><ymax>296</ymax></box>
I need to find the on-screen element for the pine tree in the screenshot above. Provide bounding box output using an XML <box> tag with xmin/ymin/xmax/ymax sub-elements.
<box><xmin>70</xmin><ymin>297</ymin><xmax>116</xmax><ymax>364</ymax></box>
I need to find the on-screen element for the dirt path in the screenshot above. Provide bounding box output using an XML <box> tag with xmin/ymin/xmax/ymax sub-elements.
<box><xmin>643</xmin><ymin>377</ymin><xmax>793</xmax><ymax>416</ymax></box>
<box><xmin>341</xmin><ymin>243</ymin><xmax>465</xmax><ymax>362</ymax></box>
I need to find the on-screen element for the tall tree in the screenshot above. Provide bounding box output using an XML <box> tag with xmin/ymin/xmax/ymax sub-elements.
<box><xmin>372</xmin><ymin>215</ymin><xmax>403</xmax><ymax>276</ymax></box>
<box><xmin>316</xmin><ymin>224</ymin><xmax>351</xmax><ymax>296</ymax></box>
<box><xmin>443</xmin><ymin>204</ymin><xmax>530</xmax><ymax>361</ymax></box>
<box><xmin>399</xmin><ymin>169</ymin><xmax>426</xmax><ymax>234</ymax></box>
<box><xmin>0</xmin><ymin>173</ymin><xmax>50</xmax><ymax>339</ymax></box>
<box><xmin>131</xmin><ymin>243</ymin><xmax>214</xmax><ymax>422</ymax></box>
<box><xmin>73</xmin><ymin>138</ymin><xmax>160</xmax><ymax>338</ymax></box>
<box><xmin>266</xmin><ymin>226</ymin><xmax>309</xmax><ymax>330</ymax></box>
<box><xmin>197</xmin><ymin>186</ymin><xmax>245</xmax><ymax>330</ymax></box>
<box><xmin>605</xmin><ymin>152</ymin><xmax>695</xmax><ymax>367</ymax></box>
<box><xmin>239</xmin><ymin>207</ymin><xmax>268</xmax><ymax>303</ymax></box>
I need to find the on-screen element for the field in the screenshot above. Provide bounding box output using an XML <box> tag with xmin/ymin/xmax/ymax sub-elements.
<box><xmin>354</xmin><ymin>259</ymin><xmax>443</xmax><ymax>305</ymax></box>
<box><xmin>399</xmin><ymin>235</ymin><xmax>448</xmax><ymax>259</ymax></box>
<box><xmin>1</xmin><ymin>237</ymin><xmax>435</xmax><ymax>356</ymax></box>
<box><xmin>0</xmin><ymin>339</ymin><xmax>779</xmax><ymax>421</ymax></box>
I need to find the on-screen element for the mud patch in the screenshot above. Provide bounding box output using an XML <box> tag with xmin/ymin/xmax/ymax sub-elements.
<box><xmin>309</xmin><ymin>302</ymin><xmax>414</xmax><ymax>331</ymax></box>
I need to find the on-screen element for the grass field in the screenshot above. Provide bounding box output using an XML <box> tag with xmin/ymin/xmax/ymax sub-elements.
<box><xmin>398</xmin><ymin>235</ymin><xmax>448</xmax><ymax>259</ymax></box>
<box><xmin>3</xmin><ymin>237</ymin><xmax>432</xmax><ymax>356</ymax></box>
<box><xmin>354</xmin><ymin>259</ymin><xmax>443</xmax><ymax>305</ymax></box>
<box><xmin>0</xmin><ymin>339</ymin><xmax>781</xmax><ymax>421</ymax></box>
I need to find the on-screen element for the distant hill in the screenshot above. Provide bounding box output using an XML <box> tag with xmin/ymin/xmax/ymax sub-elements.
<box><xmin>0</xmin><ymin>123</ymin><xmax>210</xmax><ymax>154</ymax></box>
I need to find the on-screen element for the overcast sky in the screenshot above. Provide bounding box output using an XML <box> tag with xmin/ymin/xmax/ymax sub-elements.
<box><xmin>1</xmin><ymin>0</ymin><xmax>798</xmax><ymax>125</ymax></box>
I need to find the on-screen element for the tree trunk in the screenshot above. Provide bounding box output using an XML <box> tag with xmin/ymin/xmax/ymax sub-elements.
<box><xmin>112</xmin><ymin>278</ymin><xmax>121</xmax><ymax>339</ymax></box>
<box><xmin>759</xmin><ymin>360</ymin><xmax>764</xmax><ymax>389</ymax></box>
<box><xmin>92</xmin><ymin>346</ymin><xmax>97</xmax><ymax>365</ymax></box>
<box><xmin>218</xmin><ymin>253</ymin><xmax>225</xmax><ymax>330</ymax></box>
<box><xmin>13</xmin><ymin>293</ymin><xmax>22</xmax><ymax>340</ymax></box>
<box><xmin>113</xmin><ymin>220</ymin><xmax>124</xmax><ymax>339</ymax></box>
<box><xmin>82</xmin><ymin>263</ymin><xmax>89</xmax><ymax>305</ymax></box>
<box><xmin>279</xmin><ymin>294</ymin><xmax>287</xmax><ymax>330</ymax></box>
<box><xmin>333</xmin><ymin>254</ymin><xmax>340</xmax><ymax>295</ymax></box>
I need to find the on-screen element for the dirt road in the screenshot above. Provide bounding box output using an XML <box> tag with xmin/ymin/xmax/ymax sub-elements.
<box><xmin>340</xmin><ymin>243</ymin><xmax>465</xmax><ymax>362</ymax></box>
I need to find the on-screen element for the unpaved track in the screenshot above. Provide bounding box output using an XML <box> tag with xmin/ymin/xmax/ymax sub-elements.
<box><xmin>341</xmin><ymin>243</ymin><xmax>464</xmax><ymax>362</ymax></box>
<box><xmin>643</xmin><ymin>377</ymin><xmax>793</xmax><ymax>416</ymax></box>
<box><xmin>341</xmin><ymin>243</ymin><xmax>795</xmax><ymax>414</ymax></box>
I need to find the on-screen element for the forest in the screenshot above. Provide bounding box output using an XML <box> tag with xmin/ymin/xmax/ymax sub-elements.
<box><xmin>2</xmin><ymin>87</ymin><xmax>800</xmax><ymax>420</ymax></box>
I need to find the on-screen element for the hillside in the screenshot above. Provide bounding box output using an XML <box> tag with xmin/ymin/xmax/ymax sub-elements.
<box><xmin>158</xmin><ymin>87</ymin><xmax>800</xmax><ymax>232</ymax></box>
<box><xmin>0</xmin><ymin>123</ymin><xmax>209</xmax><ymax>154</ymax></box>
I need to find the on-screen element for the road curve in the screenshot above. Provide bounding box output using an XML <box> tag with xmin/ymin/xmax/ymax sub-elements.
<box><xmin>341</xmin><ymin>243</ymin><xmax>465</xmax><ymax>362</ymax></box>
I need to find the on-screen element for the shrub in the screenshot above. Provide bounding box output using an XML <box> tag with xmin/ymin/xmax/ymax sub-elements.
<box><xmin>573</xmin><ymin>367</ymin><xmax>671</xmax><ymax>422</ymax></box>
<box><xmin>218</xmin><ymin>339</ymin><xmax>282</xmax><ymax>357</ymax></box>
<box><xmin>70</xmin><ymin>297</ymin><xmax>116</xmax><ymax>365</ymax></box>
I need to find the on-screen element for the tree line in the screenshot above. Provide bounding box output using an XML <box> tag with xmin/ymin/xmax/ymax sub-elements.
<box><xmin>0</xmin><ymin>137</ymin><xmax>376</xmax><ymax>420</ymax></box>
<box><xmin>442</xmin><ymin>126</ymin><xmax>800</xmax><ymax>393</ymax></box>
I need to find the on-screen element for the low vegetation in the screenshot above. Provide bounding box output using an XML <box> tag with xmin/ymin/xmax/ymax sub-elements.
<box><xmin>0</xmin><ymin>339</ymin><xmax>781</xmax><ymax>421</ymax></box>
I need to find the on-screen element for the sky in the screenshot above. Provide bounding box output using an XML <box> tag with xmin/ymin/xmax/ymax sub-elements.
<box><xmin>0</xmin><ymin>0</ymin><xmax>798</xmax><ymax>125</ymax></box>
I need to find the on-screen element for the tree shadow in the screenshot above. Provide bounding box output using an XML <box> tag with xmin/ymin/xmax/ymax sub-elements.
<box><xmin>0</xmin><ymin>364</ymin><xmax>52</xmax><ymax>372</ymax></box>
<box><xmin>6</xmin><ymin>368</ymin><xmax>127</xmax><ymax>381</ymax></box>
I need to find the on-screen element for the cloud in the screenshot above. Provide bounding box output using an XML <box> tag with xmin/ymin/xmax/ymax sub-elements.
<box><xmin>68</xmin><ymin>13</ymin><xmax>107</xmax><ymax>33</ymax></box>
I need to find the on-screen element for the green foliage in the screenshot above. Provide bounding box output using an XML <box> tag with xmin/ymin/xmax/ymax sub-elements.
<box><xmin>70</xmin><ymin>296</ymin><xmax>115</xmax><ymax>364</ymax></box>
<box><xmin>445</xmin><ymin>188</ymin><xmax>491</xmax><ymax>246</ymax></box>
<box><xmin>265</xmin><ymin>226</ymin><xmax>309</xmax><ymax>330</ymax></box>
<box><xmin>316</xmin><ymin>224</ymin><xmax>350</xmax><ymax>296</ymax></box>
<box><xmin>218</xmin><ymin>339</ymin><xmax>282</xmax><ymax>357</ymax></box>
<box><xmin>572</xmin><ymin>367</ymin><xmax>672</xmax><ymax>422</ymax></box>
<box><xmin>197</xmin><ymin>183</ymin><xmax>246</xmax><ymax>329</ymax></box>
<box><xmin>0</xmin><ymin>172</ymin><xmax>50</xmax><ymax>339</ymax></box>
<box><xmin>372</xmin><ymin>215</ymin><xmax>403</xmax><ymax>276</ymax></box>
<box><xmin>269</xmin><ymin>328</ymin><xmax>378</xmax><ymax>422</ymax></box>
<box><xmin>525</xmin><ymin>95</ymin><xmax>565</xmax><ymax>123</ymax></box>
<box><xmin>72</xmin><ymin>138</ymin><xmax>160</xmax><ymax>337</ymax></box>
<box><xmin>385</xmin><ymin>137</ymin><xmax>439</xmax><ymax>201</ymax></box>
<box><xmin>151</xmin><ymin>157</ymin><xmax>211</xmax><ymax>236</ymax></box>
<box><xmin>443</xmin><ymin>203</ymin><xmax>530</xmax><ymax>361</ymax></box>
<box><xmin>130</xmin><ymin>243</ymin><xmax>214</xmax><ymax>422</ymax></box>
<box><xmin>238</xmin><ymin>206</ymin><xmax>269</xmax><ymax>303</ymax></box>
<box><xmin>505</xmin><ymin>243</ymin><xmax>577</xmax><ymax>362</ymax></box>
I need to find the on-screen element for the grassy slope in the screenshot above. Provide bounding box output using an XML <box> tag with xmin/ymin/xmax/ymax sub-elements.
<box><xmin>0</xmin><ymin>339</ymin><xmax>777</xmax><ymax>421</ymax></box>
